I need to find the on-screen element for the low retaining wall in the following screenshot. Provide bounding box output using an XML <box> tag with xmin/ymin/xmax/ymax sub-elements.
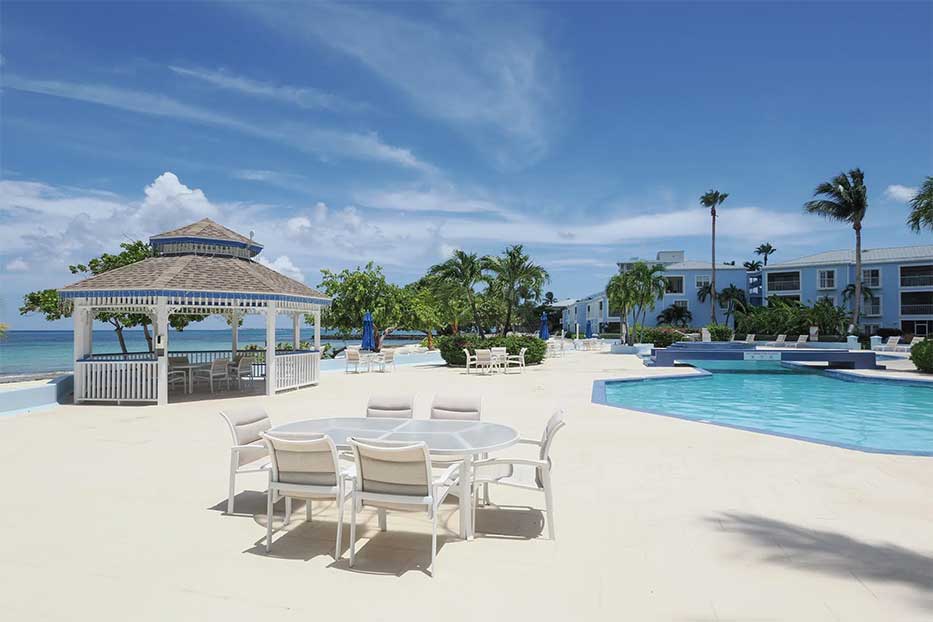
<box><xmin>0</xmin><ymin>375</ymin><xmax>74</xmax><ymax>416</ymax></box>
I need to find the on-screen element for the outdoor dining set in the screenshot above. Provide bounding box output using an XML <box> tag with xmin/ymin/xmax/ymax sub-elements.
<box><xmin>462</xmin><ymin>346</ymin><xmax>528</xmax><ymax>374</ymax></box>
<box><xmin>168</xmin><ymin>355</ymin><xmax>257</xmax><ymax>394</ymax></box>
<box><xmin>218</xmin><ymin>395</ymin><xmax>566</xmax><ymax>577</ymax></box>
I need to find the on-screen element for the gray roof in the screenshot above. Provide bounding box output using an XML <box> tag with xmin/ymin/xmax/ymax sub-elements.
<box><xmin>664</xmin><ymin>261</ymin><xmax>746</xmax><ymax>271</ymax></box>
<box><xmin>767</xmin><ymin>245</ymin><xmax>933</xmax><ymax>269</ymax></box>
<box><xmin>151</xmin><ymin>217</ymin><xmax>261</xmax><ymax>248</ymax></box>
<box><xmin>60</xmin><ymin>254</ymin><xmax>327</xmax><ymax>300</ymax></box>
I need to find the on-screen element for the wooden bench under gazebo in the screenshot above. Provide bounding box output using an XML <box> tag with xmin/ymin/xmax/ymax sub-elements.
<box><xmin>58</xmin><ymin>218</ymin><xmax>330</xmax><ymax>405</ymax></box>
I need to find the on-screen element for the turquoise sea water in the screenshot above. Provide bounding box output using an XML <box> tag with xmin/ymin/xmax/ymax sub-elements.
<box><xmin>0</xmin><ymin>330</ymin><xmax>422</xmax><ymax>376</ymax></box>
<box><xmin>603</xmin><ymin>361</ymin><xmax>933</xmax><ymax>455</ymax></box>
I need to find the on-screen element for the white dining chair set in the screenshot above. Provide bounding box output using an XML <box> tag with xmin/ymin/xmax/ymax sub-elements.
<box><xmin>462</xmin><ymin>347</ymin><xmax>528</xmax><ymax>374</ymax></box>
<box><xmin>217</xmin><ymin>397</ymin><xmax>565</xmax><ymax>577</ymax></box>
<box><xmin>345</xmin><ymin>347</ymin><xmax>397</xmax><ymax>374</ymax></box>
<box><xmin>168</xmin><ymin>355</ymin><xmax>257</xmax><ymax>394</ymax></box>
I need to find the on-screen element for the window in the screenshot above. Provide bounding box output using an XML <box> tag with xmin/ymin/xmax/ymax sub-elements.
<box><xmin>818</xmin><ymin>269</ymin><xmax>835</xmax><ymax>290</ymax></box>
<box><xmin>767</xmin><ymin>271</ymin><xmax>800</xmax><ymax>292</ymax></box>
<box><xmin>862</xmin><ymin>268</ymin><xmax>881</xmax><ymax>288</ymax></box>
<box><xmin>862</xmin><ymin>324</ymin><xmax>880</xmax><ymax>336</ymax></box>
<box><xmin>816</xmin><ymin>295</ymin><xmax>835</xmax><ymax>306</ymax></box>
<box><xmin>900</xmin><ymin>265</ymin><xmax>932</xmax><ymax>288</ymax></box>
<box><xmin>674</xmin><ymin>300</ymin><xmax>689</xmax><ymax>309</ymax></box>
<box><xmin>695</xmin><ymin>275</ymin><xmax>710</xmax><ymax>288</ymax></box>
<box><xmin>864</xmin><ymin>295</ymin><xmax>881</xmax><ymax>317</ymax></box>
<box><xmin>772</xmin><ymin>294</ymin><xmax>800</xmax><ymax>302</ymax></box>
<box><xmin>665</xmin><ymin>276</ymin><xmax>684</xmax><ymax>295</ymax></box>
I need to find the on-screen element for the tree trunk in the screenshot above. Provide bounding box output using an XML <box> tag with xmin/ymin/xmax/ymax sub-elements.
<box><xmin>711</xmin><ymin>208</ymin><xmax>717</xmax><ymax>324</ymax></box>
<box><xmin>468</xmin><ymin>292</ymin><xmax>484</xmax><ymax>338</ymax></box>
<box><xmin>111</xmin><ymin>321</ymin><xmax>128</xmax><ymax>354</ymax></box>
<box><xmin>850</xmin><ymin>222</ymin><xmax>862</xmax><ymax>334</ymax></box>
<box><xmin>427</xmin><ymin>331</ymin><xmax>433</xmax><ymax>349</ymax></box>
<box><xmin>142</xmin><ymin>322</ymin><xmax>153</xmax><ymax>353</ymax></box>
<box><xmin>451</xmin><ymin>318</ymin><xmax>459</xmax><ymax>335</ymax></box>
<box><xmin>503</xmin><ymin>295</ymin><xmax>513</xmax><ymax>336</ymax></box>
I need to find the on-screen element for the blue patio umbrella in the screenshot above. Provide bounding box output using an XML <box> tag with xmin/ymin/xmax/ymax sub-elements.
<box><xmin>361</xmin><ymin>311</ymin><xmax>376</xmax><ymax>351</ymax></box>
<box><xmin>538</xmin><ymin>311</ymin><xmax>550</xmax><ymax>340</ymax></box>
<box><xmin>585</xmin><ymin>320</ymin><xmax>593</xmax><ymax>339</ymax></box>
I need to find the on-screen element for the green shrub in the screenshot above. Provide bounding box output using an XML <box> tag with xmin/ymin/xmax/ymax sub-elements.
<box><xmin>707</xmin><ymin>324</ymin><xmax>734</xmax><ymax>341</ymax></box>
<box><xmin>436</xmin><ymin>334</ymin><xmax>547</xmax><ymax>366</ymax></box>
<box><xmin>634</xmin><ymin>326</ymin><xmax>688</xmax><ymax>348</ymax></box>
<box><xmin>911</xmin><ymin>339</ymin><xmax>933</xmax><ymax>374</ymax></box>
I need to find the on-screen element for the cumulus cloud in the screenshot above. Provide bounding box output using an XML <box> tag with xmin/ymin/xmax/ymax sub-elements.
<box><xmin>138</xmin><ymin>172</ymin><xmax>218</xmax><ymax>232</ymax></box>
<box><xmin>884</xmin><ymin>184</ymin><xmax>917</xmax><ymax>203</ymax></box>
<box><xmin>257</xmin><ymin>255</ymin><xmax>305</xmax><ymax>282</ymax></box>
<box><xmin>4</xmin><ymin>257</ymin><xmax>29</xmax><ymax>272</ymax></box>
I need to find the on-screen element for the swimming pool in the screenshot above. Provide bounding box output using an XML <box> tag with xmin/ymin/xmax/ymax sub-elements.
<box><xmin>596</xmin><ymin>361</ymin><xmax>933</xmax><ymax>455</ymax></box>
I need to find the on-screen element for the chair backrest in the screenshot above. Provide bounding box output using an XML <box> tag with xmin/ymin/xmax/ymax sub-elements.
<box><xmin>886</xmin><ymin>336</ymin><xmax>900</xmax><ymax>345</ymax></box>
<box><xmin>347</xmin><ymin>348</ymin><xmax>360</xmax><ymax>362</ymax></box>
<box><xmin>535</xmin><ymin>410</ymin><xmax>567</xmax><ymax>488</ymax></box>
<box><xmin>168</xmin><ymin>355</ymin><xmax>189</xmax><ymax>366</ymax></box>
<box><xmin>219</xmin><ymin>406</ymin><xmax>272</xmax><ymax>449</ymax></box>
<box><xmin>491</xmin><ymin>347</ymin><xmax>507</xmax><ymax>356</ymax></box>
<box><xmin>211</xmin><ymin>358</ymin><xmax>228</xmax><ymax>374</ymax></box>
<box><xmin>366</xmin><ymin>393</ymin><xmax>414</xmax><ymax>418</ymax></box>
<box><xmin>262</xmin><ymin>433</ymin><xmax>340</xmax><ymax>487</ymax></box>
<box><xmin>796</xmin><ymin>335</ymin><xmax>808</xmax><ymax>343</ymax></box>
<box><xmin>775</xmin><ymin>334</ymin><xmax>786</xmax><ymax>343</ymax></box>
<box><xmin>236</xmin><ymin>356</ymin><xmax>254</xmax><ymax>374</ymax></box>
<box><xmin>350</xmin><ymin>438</ymin><xmax>432</xmax><ymax>497</ymax></box>
<box><xmin>381</xmin><ymin>350</ymin><xmax>395</xmax><ymax>362</ymax></box>
<box><xmin>519</xmin><ymin>347</ymin><xmax>528</xmax><ymax>358</ymax></box>
<box><xmin>701</xmin><ymin>328</ymin><xmax>711</xmax><ymax>342</ymax></box>
<box><xmin>746</xmin><ymin>334</ymin><xmax>755</xmax><ymax>343</ymax></box>
<box><xmin>910</xmin><ymin>337</ymin><xmax>924</xmax><ymax>346</ymax></box>
<box><xmin>462</xmin><ymin>348</ymin><xmax>474</xmax><ymax>361</ymax></box>
<box><xmin>475</xmin><ymin>349</ymin><xmax>492</xmax><ymax>363</ymax></box>
<box><xmin>430</xmin><ymin>394</ymin><xmax>481</xmax><ymax>421</ymax></box>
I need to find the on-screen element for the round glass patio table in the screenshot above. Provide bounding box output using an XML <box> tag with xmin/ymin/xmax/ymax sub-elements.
<box><xmin>268</xmin><ymin>417</ymin><xmax>520</xmax><ymax>539</ymax></box>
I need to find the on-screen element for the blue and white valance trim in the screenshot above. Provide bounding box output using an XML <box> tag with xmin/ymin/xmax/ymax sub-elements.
<box><xmin>59</xmin><ymin>288</ymin><xmax>331</xmax><ymax>307</ymax></box>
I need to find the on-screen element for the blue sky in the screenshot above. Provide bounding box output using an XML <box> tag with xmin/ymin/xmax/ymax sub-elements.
<box><xmin>1</xmin><ymin>1</ymin><xmax>930</xmax><ymax>329</ymax></box>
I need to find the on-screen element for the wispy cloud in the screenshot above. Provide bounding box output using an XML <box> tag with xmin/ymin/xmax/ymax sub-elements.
<box><xmin>4</xmin><ymin>74</ymin><xmax>434</xmax><ymax>172</ymax></box>
<box><xmin>884</xmin><ymin>184</ymin><xmax>917</xmax><ymax>203</ymax></box>
<box><xmin>168</xmin><ymin>65</ymin><xmax>368</xmax><ymax>112</ymax></box>
<box><xmin>241</xmin><ymin>2</ymin><xmax>563</xmax><ymax>169</ymax></box>
<box><xmin>352</xmin><ymin>186</ymin><xmax>513</xmax><ymax>217</ymax></box>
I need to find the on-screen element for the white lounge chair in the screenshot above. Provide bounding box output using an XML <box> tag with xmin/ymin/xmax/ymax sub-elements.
<box><xmin>462</xmin><ymin>348</ymin><xmax>477</xmax><ymax>373</ymax></box>
<box><xmin>194</xmin><ymin>358</ymin><xmax>230</xmax><ymax>392</ymax></box>
<box><xmin>895</xmin><ymin>336</ymin><xmax>924</xmax><ymax>352</ymax></box>
<box><xmin>348</xmin><ymin>438</ymin><xmax>461</xmax><ymax>577</ymax></box>
<box><xmin>472</xmin><ymin>410</ymin><xmax>566</xmax><ymax>540</ymax></box>
<box><xmin>766</xmin><ymin>334</ymin><xmax>787</xmax><ymax>347</ymax></box>
<box><xmin>875</xmin><ymin>336</ymin><xmax>901</xmax><ymax>352</ymax></box>
<box><xmin>789</xmin><ymin>335</ymin><xmax>808</xmax><ymax>348</ymax></box>
<box><xmin>505</xmin><ymin>347</ymin><xmax>528</xmax><ymax>372</ymax></box>
<box><xmin>701</xmin><ymin>328</ymin><xmax>712</xmax><ymax>342</ymax></box>
<box><xmin>261</xmin><ymin>432</ymin><xmax>354</xmax><ymax>559</ymax></box>
<box><xmin>218</xmin><ymin>406</ymin><xmax>272</xmax><ymax>514</ymax></box>
<box><xmin>366</xmin><ymin>394</ymin><xmax>414</xmax><ymax>418</ymax></box>
<box><xmin>745</xmin><ymin>334</ymin><xmax>756</xmax><ymax>344</ymax></box>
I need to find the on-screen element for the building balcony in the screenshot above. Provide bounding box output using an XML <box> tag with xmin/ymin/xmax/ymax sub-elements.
<box><xmin>900</xmin><ymin>275</ymin><xmax>933</xmax><ymax>288</ymax></box>
<box><xmin>901</xmin><ymin>304</ymin><xmax>933</xmax><ymax>316</ymax></box>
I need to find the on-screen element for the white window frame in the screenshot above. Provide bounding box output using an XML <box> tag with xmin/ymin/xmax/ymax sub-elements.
<box><xmin>695</xmin><ymin>275</ymin><xmax>711</xmax><ymax>289</ymax></box>
<box><xmin>665</xmin><ymin>276</ymin><xmax>685</xmax><ymax>295</ymax></box>
<box><xmin>862</xmin><ymin>267</ymin><xmax>881</xmax><ymax>289</ymax></box>
<box><xmin>816</xmin><ymin>294</ymin><xmax>835</xmax><ymax>306</ymax></box>
<box><xmin>864</xmin><ymin>295</ymin><xmax>882</xmax><ymax>317</ymax></box>
<box><xmin>817</xmin><ymin>269</ymin><xmax>836</xmax><ymax>290</ymax></box>
<box><xmin>673</xmin><ymin>299</ymin><xmax>689</xmax><ymax>309</ymax></box>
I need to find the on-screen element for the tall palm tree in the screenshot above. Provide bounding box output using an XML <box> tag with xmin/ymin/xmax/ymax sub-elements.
<box><xmin>755</xmin><ymin>242</ymin><xmax>776</xmax><ymax>266</ymax></box>
<box><xmin>743</xmin><ymin>260</ymin><xmax>763</xmax><ymax>271</ymax></box>
<box><xmin>804</xmin><ymin>169</ymin><xmax>868</xmax><ymax>333</ymax></box>
<box><xmin>907</xmin><ymin>177</ymin><xmax>933</xmax><ymax>233</ymax></box>
<box><xmin>700</xmin><ymin>190</ymin><xmax>728</xmax><ymax>323</ymax></box>
<box><xmin>484</xmin><ymin>244</ymin><xmax>549</xmax><ymax>335</ymax></box>
<box><xmin>428</xmin><ymin>250</ymin><xmax>488</xmax><ymax>337</ymax></box>
<box><xmin>628</xmin><ymin>262</ymin><xmax>667</xmax><ymax>330</ymax></box>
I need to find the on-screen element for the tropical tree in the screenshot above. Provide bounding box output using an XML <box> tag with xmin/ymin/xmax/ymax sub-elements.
<box><xmin>656</xmin><ymin>304</ymin><xmax>692</xmax><ymax>328</ymax></box>
<box><xmin>718</xmin><ymin>284</ymin><xmax>748</xmax><ymax>327</ymax></box>
<box><xmin>755</xmin><ymin>242</ymin><xmax>777</xmax><ymax>266</ymax></box>
<box><xmin>606</xmin><ymin>271</ymin><xmax>638</xmax><ymax>344</ymax></box>
<box><xmin>418</xmin><ymin>274</ymin><xmax>469</xmax><ymax>334</ymax></box>
<box><xmin>626</xmin><ymin>262</ymin><xmax>667</xmax><ymax>335</ymax></box>
<box><xmin>315</xmin><ymin>262</ymin><xmax>405</xmax><ymax>350</ymax></box>
<box><xmin>542</xmin><ymin>291</ymin><xmax>557</xmax><ymax>306</ymax></box>
<box><xmin>907</xmin><ymin>177</ymin><xmax>933</xmax><ymax>233</ymax></box>
<box><xmin>428</xmin><ymin>250</ymin><xmax>488</xmax><ymax>337</ymax></box>
<box><xmin>483</xmin><ymin>244</ymin><xmax>549</xmax><ymax>335</ymax></box>
<box><xmin>401</xmin><ymin>283</ymin><xmax>443</xmax><ymax>349</ymax></box>
<box><xmin>842</xmin><ymin>283</ymin><xmax>875</xmax><ymax>306</ymax></box>
<box><xmin>700</xmin><ymin>189</ymin><xmax>729</xmax><ymax>323</ymax></box>
<box><xmin>743</xmin><ymin>260</ymin><xmax>763</xmax><ymax>271</ymax></box>
<box><xmin>804</xmin><ymin>169</ymin><xmax>868</xmax><ymax>333</ymax></box>
<box><xmin>697</xmin><ymin>282</ymin><xmax>715</xmax><ymax>305</ymax></box>
<box><xmin>0</xmin><ymin>322</ymin><xmax>8</xmax><ymax>339</ymax></box>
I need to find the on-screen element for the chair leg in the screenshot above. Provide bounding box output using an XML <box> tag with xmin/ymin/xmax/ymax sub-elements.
<box><xmin>306</xmin><ymin>498</ymin><xmax>312</xmax><ymax>522</ymax></box>
<box><xmin>378</xmin><ymin>508</ymin><xmax>387</xmax><ymax>531</ymax></box>
<box><xmin>284</xmin><ymin>497</ymin><xmax>292</xmax><ymax>524</ymax></box>
<box><xmin>227</xmin><ymin>454</ymin><xmax>238</xmax><ymax>514</ymax></box>
<box><xmin>265</xmin><ymin>488</ymin><xmax>274</xmax><ymax>552</ymax></box>
<box><xmin>431</xmin><ymin>507</ymin><xmax>438</xmax><ymax>578</ymax></box>
<box><xmin>335</xmin><ymin>494</ymin><xmax>344</xmax><ymax>560</ymax></box>
<box><xmin>543</xmin><ymin>469</ymin><xmax>555</xmax><ymax>540</ymax></box>
<box><xmin>349</xmin><ymin>494</ymin><xmax>357</xmax><ymax>567</ymax></box>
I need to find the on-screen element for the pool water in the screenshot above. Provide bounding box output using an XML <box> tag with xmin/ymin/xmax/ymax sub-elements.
<box><xmin>602</xmin><ymin>361</ymin><xmax>933</xmax><ymax>455</ymax></box>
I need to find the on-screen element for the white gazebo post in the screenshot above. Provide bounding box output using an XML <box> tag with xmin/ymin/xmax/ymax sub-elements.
<box><xmin>265</xmin><ymin>302</ymin><xmax>277</xmax><ymax>396</ymax></box>
<box><xmin>292</xmin><ymin>312</ymin><xmax>301</xmax><ymax>350</ymax></box>
<box><xmin>72</xmin><ymin>302</ymin><xmax>88</xmax><ymax>403</ymax></box>
<box><xmin>230</xmin><ymin>310</ymin><xmax>240</xmax><ymax>357</ymax></box>
<box><xmin>156</xmin><ymin>296</ymin><xmax>169</xmax><ymax>406</ymax></box>
<box><xmin>313</xmin><ymin>306</ymin><xmax>321</xmax><ymax>349</ymax></box>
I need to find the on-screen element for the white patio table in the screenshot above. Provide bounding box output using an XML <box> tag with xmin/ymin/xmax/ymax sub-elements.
<box><xmin>268</xmin><ymin>417</ymin><xmax>520</xmax><ymax>540</ymax></box>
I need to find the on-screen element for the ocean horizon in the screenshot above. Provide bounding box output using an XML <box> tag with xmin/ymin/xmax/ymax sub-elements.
<box><xmin>0</xmin><ymin>329</ymin><xmax>424</xmax><ymax>376</ymax></box>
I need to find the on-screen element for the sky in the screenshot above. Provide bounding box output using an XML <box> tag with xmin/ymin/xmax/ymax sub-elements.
<box><xmin>1</xmin><ymin>1</ymin><xmax>931</xmax><ymax>330</ymax></box>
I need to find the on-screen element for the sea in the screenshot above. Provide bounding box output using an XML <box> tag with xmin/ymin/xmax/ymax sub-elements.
<box><xmin>0</xmin><ymin>329</ymin><xmax>423</xmax><ymax>377</ymax></box>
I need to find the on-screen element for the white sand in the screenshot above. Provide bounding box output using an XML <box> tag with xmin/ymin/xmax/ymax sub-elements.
<box><xmin>0</xmin><ymin>351</ymin><xmax>930</xmax><ymax>621</ymax></box>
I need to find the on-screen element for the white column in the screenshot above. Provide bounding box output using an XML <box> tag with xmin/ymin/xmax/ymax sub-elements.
<box><xmin>73</xmin><ymin>303</ymin><xmax>86</xmax><ymax>404</ymax></box>
<box><xmin>156</xmin><ymin>297</ymin><xmax>169</xmax><ymax>406</ymax></box>
<box><xmin>292</xmin><ymin>313</ymin><xmax>301</xmax><ymax>350</ymax></box>
<box><xmin>83</xmin><ymin>308</ymin><xmax>94</xmax><ymax>356</ymax></box>
<box><xmin>313</xmin><ymin>306</ymin><xmax>321</xmax><ymax>349</ymax></box>
<box><xmin>231</xmin><ymin>310</ymin><xmax>239</xmax><ymax>356</ymax></box>
<box><xmin>265</xmin><ymin>303</ymin><xmax>277</xmax><ymax>396</ymax></box>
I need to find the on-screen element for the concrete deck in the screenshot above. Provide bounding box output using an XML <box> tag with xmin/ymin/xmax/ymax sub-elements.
<box><xmin>1</xmin><ymin>351</ymin><xmax>931</xmax><ymax>621</ymax></box>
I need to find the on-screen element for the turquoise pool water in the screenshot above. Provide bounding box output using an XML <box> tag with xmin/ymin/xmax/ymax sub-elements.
<box><xmin>601</xmin><ymin>361</ymin><xmax>933</xmax><ymax>455</ymax></box>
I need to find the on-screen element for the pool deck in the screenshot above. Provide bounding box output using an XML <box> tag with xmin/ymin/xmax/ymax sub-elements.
<box><xmin>1</xmin><ymin>351</ymin><xmax>931</xmax><ymax>620</ymax></box>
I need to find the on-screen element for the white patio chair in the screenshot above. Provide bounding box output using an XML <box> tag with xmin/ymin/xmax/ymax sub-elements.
<box><xmin>766</xmin><ymin>334</ymin><xmax>787</xmax><ymax>347</ymax></box>
<box><xmin>895</xmin><ymin>336</ymin><xmax>924</xmax><ymax>352</ymax></box>
<box><xmin>376</xmin><ymin>349</ymin><xmax>396</xmax><ymax>372</ymax></box>
<box><xmin>471</xmin><ymin>410</ymin><xmax>566</xmax><ymax>540</ymax></box>
<box><xmin>195</xmin><ymin>358</ymin><xmax>230</xmax><ymax>392</ymax></box>
<box><xmin>490</xmin><ymin>347</ymin><xmax>508</xmax><ymax>371</ymax></box>
<box><xmin>261</xmin><ymin>432</ymin><xmax>354</xmax><ymax>560</ymax></box>
<box><xmin>789</xmin><ymin>334</ymin><xmax>808</xmax><ymax>348</ymax></box>
<box><xmin>505</xmin><ymin>347</ymin><xmax>528</xmax><ymax>372</ymax></box>
<box><xmin>231</xmin><ymin>356</ymin><xmax>256</xmax><ymax>390</ymax></box>
<box><xmin>345</xmin><ymin>348</ymin><xmax>368</xmax><ymax>373</ymax></box>
<box><xmin>218</xmin><ymin>406</ymin><xmax>272</xmax><ymax>514</ymax></box>
<box><xmin>366</xmin><ymin>394</ymin><xmax>414</xmax><ymax>418</ymax></box>
<box><xmin>347</xmin><ymin>438</ymin><xmax>461</xmax><ymax>577</ymax></box>
<box><xmin>430</xmin><ymin>394</ymin><xmax>481</xmax><ymax>421</ymax></box>
<box><xmin>474</xmin><ymin>349</ymin><xmax>494</xmax><ymax>374</ymax></box>
<box><xmin>462</xmin><ymin>348</ymin><xmax>477</xmax><ymax>373</ymax></box>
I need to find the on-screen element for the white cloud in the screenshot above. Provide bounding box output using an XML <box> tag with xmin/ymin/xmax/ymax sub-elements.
<box><xmin>884</xmin><ymin>184</ymin><xmax>917</xmax><ymax>203</ymax></box>
<box><xmin>168</xmin><ymin>65</ymin><xmax>367</xmax><ymax>112</ymax></box>
<box><xmin>5</xmin><ymin>258</ymin><xmax>29</xmax><ymax>272</ymax></box>
<box><xmin>353</xmin><ymin>186</ymin><xmax>512</xmax><ymax>217</ymax></box>
<box><xmin>4</xmin><ymin>75</ymin><xmax>434</xmax><ymax>172</ymax></box>
<box><xmin>257</xmin><ymin>255</ymin><xmax>305</xmax><ymax>282</ymax></box>
<box><xmin>242</xmin><ymin>3</ymin><xmax>562</xmax><ymax>168</ymax></box>
<box><xmin>138</xmin><ymin>172</ymin><xmax>218</xmax><ymax>232</ymax></box>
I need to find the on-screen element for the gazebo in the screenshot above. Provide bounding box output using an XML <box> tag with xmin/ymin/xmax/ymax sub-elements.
<box><xmin>59</xmin><ymin>218</ymin><xmax>330</xmax><ymax>405</ymax></box>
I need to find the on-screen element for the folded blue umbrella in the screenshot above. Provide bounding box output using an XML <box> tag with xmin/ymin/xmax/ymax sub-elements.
<box><xmin>585</xmin><ymin>320</ymin><xmax>593</xmax><ymax>339</ymax></box>
<box><xmin>361</xmin><ymin>311</ymin><xmax>376</xmax><ymax>351</ymax></box>
<box><xmin>538</xmin><ymin>311</ymin><xmax>550</xmax><ymax>340</ymax></box>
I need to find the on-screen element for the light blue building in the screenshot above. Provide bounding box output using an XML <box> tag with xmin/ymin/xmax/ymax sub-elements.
<box><xmin>762</xmin><ymin>245</ymin><xmax>933</xmax><ymax>336</ymax></box>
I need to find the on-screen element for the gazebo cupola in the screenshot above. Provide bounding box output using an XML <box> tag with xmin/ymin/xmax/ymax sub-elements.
<box><xmin>59</xmin><ymin>218</ymin><xmax>330</xmax><ymax>406</ymax></box>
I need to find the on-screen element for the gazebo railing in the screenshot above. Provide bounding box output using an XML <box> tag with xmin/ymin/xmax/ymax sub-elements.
<box><xmin>75</xmin><ymin>359</ymin><xmax>159</xmax><ymax>403</ymax></box>
<box><xmin>274</xmin><ymin>350</ymin><xmax>320</xmax><ymax>391</ymax></box>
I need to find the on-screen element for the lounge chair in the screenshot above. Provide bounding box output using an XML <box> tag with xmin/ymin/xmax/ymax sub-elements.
<box><xmin>348</xmin><ymin>438</ymin><xmax>461</xmax><ymax>577</ymax></box>
<box><xmin>789</xmin><ymin>335</ymin><xmax>808</xmax><ymax>348</ymax></box>
<box><xmin>262</xmin><ymin>432</ymin><xmax>354</xmax><ymax>560</ymax></box>
<box><xmin>766</xmin><ymin>334</ymin><xmax>787</xmax><ymax>347</ymax></box>
<box><xmin>895</xmin><ymin>336</ymin><xmax>924</xmax><ymax>352</ymax></box>
<box><xmin>875</xmin><ymin>336</ymin><xmax>901</xmax><ymax>352</ymax></box>
<box><xmin>218</xmin><ymin>406</ymin><xmax>272</xmax><ymax>514</ymax></box>
<box><xmin>745</xmin><ymin>334</ymin><xmax>756</xmax><ymax>344</ymax></box>
<box><xmin>472</xmin><ymin>410</ymin><xmax>566</xmax><ymax>540</ymax></box>
<box><xmin>366</xmin><ymin>394</ymin><xmax>414</xmax><ymax>418</ymax></box>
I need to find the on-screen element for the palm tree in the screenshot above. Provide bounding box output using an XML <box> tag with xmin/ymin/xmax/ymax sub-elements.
<box><xmin>718</xmin><ymin>284</ymin><xmax>748</xmax><ymax>327</ymax></box>
<box><xmin>743</xmin><ymin>260</ymin><xmax>763</xmax><ymax>271</ymax></box>
<box><xmin>607</xmin><ymin>272</ymin><xmax>638</xmax><ymax>344</ymax></box>
<box><xmin>700</xmin><ymin>190</ymin><xmax>728</xmax><ymax>323</ymax></box>
<box><xmin>542</xmin><ymin>291</ymin><xmax>557</xmax><ymax>306</ymax></box>
<box><xmin>754</xmin><ymin>242</ymin><xmax>776</xmax><ymax>266</ymax></box>
<box><xmin>428</xmin><ymin>250</ymin><xmax>488</xmax><ymax>337</ymax></box>
<box><xmin>656</xmin><ymin>304</ymin><xmax>692</xmax><ymax>328</ymax></box>
<box><xmin>842</xmin><ymin>283</ymin><xmax>875</xmax><ymax>306</ymax></box>
<box><xmin>484</xmin><ymin>244</ymin><xmax>549</xmax><ymax>335</ymax></box>
<box><xmin>907</xmin><ymin>177</ymin><xmax>933</xmax><ymax>233</ymax></box>
<box><xmin>629</xmin><ymin>262</ymin><xmax>668</xmax><ymax>331</ymax></box>
<box><xmin>804</xmin><ymin>169</ymin><xmax>868</xmax><ymax>334</ymax></box>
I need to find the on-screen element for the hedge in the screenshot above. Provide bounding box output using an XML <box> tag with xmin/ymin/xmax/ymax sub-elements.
<box><xmin>911</xmin><ymin>339</ymin><xmax>933</xmax><ymax>374</ymax></box>
<box><xmin>706</xmin><ymin>324</ymin><xmax>734</xmax><ymax>341</ymax></box>
<box><xmin>634</xmin><ymin>327</ymin><xmax>689</xmax><ymax>348</ymax></box>
<box><xmin>436</xmin><ymin>334</ymin><xmax>547</xmax><ymax>366</ymax></box>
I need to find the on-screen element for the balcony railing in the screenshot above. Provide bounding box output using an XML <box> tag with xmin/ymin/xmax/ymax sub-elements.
<box><xmin>901</xmin><ymin>304</ymin><xmax>933</xmax><ymax>316</ymax></box>
<box><xmin>767</xmin><ymin>278</ymin><xmax>800</xmax><ymax>292</ymax></box>
<box><xmin>900</xmin><ymin>275</ymin><xmax>933</xmax><ymax>287</ymax></box>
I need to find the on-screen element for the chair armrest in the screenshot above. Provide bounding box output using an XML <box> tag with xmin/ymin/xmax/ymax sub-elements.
<box><xmin>516</xmin><ymin>438</ymin><xmax>543</xmax><ymax>447</ymax></box>
<box><xmin>473</xmin><ymin>457</ymin><xmax>548</xmax><ymax>469</ymax></box>
<box><xmin>432</xmin><ymin>462</ymin><xmax>461</xmax><ymax>487</ymax></box>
